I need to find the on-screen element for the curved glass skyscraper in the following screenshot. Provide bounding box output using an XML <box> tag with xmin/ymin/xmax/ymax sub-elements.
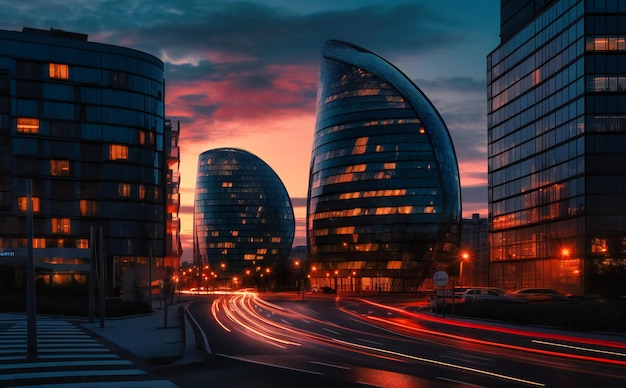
<box><xmin>307</xmin><ymin>40</ymin><xmax>461</xmax><ymax>292</ymax></box>
<box><xmin>0</xmin><ymin>27</ymin><xmax>173</xmax><ymax>294</ymax></box>
<box><xmin>194</xmin><ymin>148</ymin><xmax>295</xmax><ymax>288</ymax></box>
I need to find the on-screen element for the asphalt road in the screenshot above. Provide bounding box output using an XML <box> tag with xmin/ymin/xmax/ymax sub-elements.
<box><xmin>167</xmin><ymin>292</ymin><xmax>626</xmax><ymax>387</ymax></box>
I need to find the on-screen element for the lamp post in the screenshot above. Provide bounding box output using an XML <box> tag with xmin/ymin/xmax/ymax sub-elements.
<box><xmin>460</xmin><ymin>253</ymin><xmax>467</xmax><ymax>286</ymax></box>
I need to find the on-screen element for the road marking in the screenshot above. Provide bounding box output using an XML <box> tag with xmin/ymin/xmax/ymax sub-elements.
<box><xmin>437</xmin><ymin>376</ymin><xmax>486</xmax><ymax>387</ymax></box>
<box><xmin>332</xmin><ymin>339</ymin><xmax>545</xmax><ymax>387</ymax></box>
<box><xmin>357</xmin><ymin>338</ymin><xmax>382</xmax><ymax>346</ymax></box>
<box><xmin>310</xmin><ymin>360</ymin><xmax>350</xmax><ymax>370</ymax></box>
<box><xmin>0</xmin><ymin>369</ymin><xmax>146</xmax><ymax>381</ymax></box>
<box><xmin>34</xmin><ymin>380</ymin><xmax>177</xmax><ymax>387</ymax></box>
<box><xmin>532</xmin><ymin>340</ymin><xmax>626</xmax><ymax>358</ymax></box>
<box><xmin>0</xmin><ymin>359</ymin><xmax>133</xmax><ymax>370</ymax></box>
<box><xmin>218</xmin><ymin>353</ymin><xmax>323</xmax><ymax>375</ymax></box>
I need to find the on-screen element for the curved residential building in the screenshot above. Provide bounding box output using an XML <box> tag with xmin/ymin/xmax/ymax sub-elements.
<box><xmin>194</xmin><ymin>148</ymin><xmax>295</xmax><ymax>288</ymax></box>
<box><xmin>307</xmin><ymin>40</ymin><xmax>461</xmax><ymax>292</ymax></box>
<box><xmin>0</xmin><ymin>27</ymin><xmax>175</xmax><ymax>294</ymax></box>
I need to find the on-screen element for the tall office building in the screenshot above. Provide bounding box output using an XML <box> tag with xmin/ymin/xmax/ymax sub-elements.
<box><xmin>0</xmin><ymin>27</ymin><xmax>175</xmax><ymax>294</ymax></box>
<box><xmin>308</xmin><ymin>40</ymin><xmax>461</xmax><ymax>292</ymax></box>
<box><xmin>193</xmin><ymin>148</ymin><xmax>294</xmax><ymax>288</ymax></box>
<box><xmin>488</xmin><ymin>0</ymin><xmax>626</xmax><ymax>296</ymax></box>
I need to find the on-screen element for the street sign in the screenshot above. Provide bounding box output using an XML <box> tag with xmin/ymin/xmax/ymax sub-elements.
<box><xmin>432</xmin><ymin>270</ymin><xmax>449</xmax><ymax>287</ymax></box>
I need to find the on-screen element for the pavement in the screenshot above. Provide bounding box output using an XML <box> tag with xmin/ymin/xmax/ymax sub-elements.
<box><xmin>81</xmin><ymin>298</ymin><xmax>199</xmax><ymax>365</ymax></box>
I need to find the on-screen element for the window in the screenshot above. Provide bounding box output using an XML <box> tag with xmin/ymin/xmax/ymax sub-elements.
<box><xmin>17</xmin><ymin>118</ymin><xmax>39</xmax><ymax>134</ymax></box>
<box><xmin>109</xmin><ymin>144</ymin><xmax>128</xmax><ymax>160</ymax></box>
<box><xmin>76</xmin><ymin>239</ymin><xmax>89</xmax><ymax>249</ymax></box>
<box><xmin>118</xmin><ymin>183</ymin><xmax>131</xmax><ymax>197</ymax></box>
<box><xmin>586</xmin><ymin>36</ymin><xmax>626</xmax><ymax>51</ymax></box>
<box><xmin>139</xmin><ymin>184</ymin><xmax>146</xmax><ymax>199</ymax></box>
<box><xmin>111</xmin><ymin>72</ymin><xmax>128</xmax><ymax>88</ymax></box>
<box><xmin>49</xmin><ymin>63</ymin><xmax>69</xmax><ymax>79</ymax></box>
<box><xmin>50</xmin><ymin>160</ymin><xmax>70</xmax><ymax>176</ymax></box>
<box><xmin>79</xmin><ymin>199</ymin><xmax>98</xmax><ymax>216</ymax></box>
<box><xmin>33</xmin><ymin>238</ymin><xmax>45</xmax><ymax>248</ymax></box>
<box><xmin>18</xmin><ymin>197</ymin><xmax>40</xmax><ymax>213</ymax></box>
<box><xmin>51</xmin><ymin>218</ymin><xmax>70</xmax><ymax>234</ymax></box>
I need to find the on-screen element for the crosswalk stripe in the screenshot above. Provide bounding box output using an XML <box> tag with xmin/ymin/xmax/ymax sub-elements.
<box><xmin>0</xmin><ymin>317</ymin><xmax>177</xmax><ymax>387</ymax></box>
<box><xmin>0</xmin><ymin>359</ymin><xmax>133</xmax><ymax>370</ymax></box>
<box><xmin>16</xmin><ymin>379</ymin><xmax>178</xmax><ymax>388</ymax></box>
<box><xmin>0</xmin><ymin>369</ymin><xmax>147</xmax><ymax>381</ymax></box>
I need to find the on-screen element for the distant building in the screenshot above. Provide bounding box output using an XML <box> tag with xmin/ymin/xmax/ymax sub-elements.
<box><xmin>460</xmin><ymin>214</ymin><xmax>489</xmax><ymax>287</ymax></box>
<box><xmin>164</xmin><ymin>119</ymin><xmax>182</xmax><ymax>272</ymax></box>
<box><xmin>193</xmin><ymin>148</ymin><xmax>295</xmax><ymax>289</ymax></box>
<box><xmin>307</xmin><ymin>40</ymin><xmax>462</xmax><ymax>292</ymax></box>
<box><xmin>488</xmin><ymin>0</ymin><xmax>626</xmax><ymax>296</ymax></box>
<box><xmin>0</xmin><ymin>27</ymin><xmax>177</xmax><ymax>294</ymax></box>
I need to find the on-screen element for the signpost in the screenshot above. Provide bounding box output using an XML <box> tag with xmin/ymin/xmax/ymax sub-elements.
<box><xmin>432</xmin><ymin>270</ymin><xmax>449</xmax><ymax>317</ymax></box>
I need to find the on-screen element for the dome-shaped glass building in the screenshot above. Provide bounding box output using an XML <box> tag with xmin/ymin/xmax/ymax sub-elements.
<box><xmin>194</xmin><ymin>148</ymin><xmax>295</xmax><ymax>288</ymax></box>
<box><xmin>307</xmin><ymin>40</ymin><xmax>461</xmax><ymax>292</ymax></box>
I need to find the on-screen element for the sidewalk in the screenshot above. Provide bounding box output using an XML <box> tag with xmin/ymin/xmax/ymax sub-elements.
<box><xmin>80</xmin><ymin>298</ymin><xmax>200</xmax><ymax>365</ymax></box>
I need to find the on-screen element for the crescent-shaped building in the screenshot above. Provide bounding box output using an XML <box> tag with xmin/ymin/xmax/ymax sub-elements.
<box><xmin>194</xmin><ymin>148</ymin><xmax>295</xmax><ymax>289</ymax></box>
<box><xmin>307</xmin><ymin>40</ymin><xmax>462</xmax><ymax>292</ymax></box>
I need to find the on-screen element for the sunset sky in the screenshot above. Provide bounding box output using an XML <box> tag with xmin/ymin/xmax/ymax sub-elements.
<box><xmin>0</xmin><ymin>0</ymin><xmax>500</xmax><ymax>263</ymax></box>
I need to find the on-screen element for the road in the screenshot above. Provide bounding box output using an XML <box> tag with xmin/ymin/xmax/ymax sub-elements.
<box><xmin>174</xmin><ymin>292</ymin><xmax>626</xmax><ymax>387</ymax></box>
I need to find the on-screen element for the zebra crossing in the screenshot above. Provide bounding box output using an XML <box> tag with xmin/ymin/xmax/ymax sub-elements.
<box><xmin>0</xmin><ymin>314</ymin><xmax>177</xmax><ymax>387</ymax></box>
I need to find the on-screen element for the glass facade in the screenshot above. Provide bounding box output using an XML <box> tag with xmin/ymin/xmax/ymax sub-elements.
<box><xmin>0</xmin><ymin>28</ymin><xmax>171</xmax><ymax>292</ymax></box>
<box><xmin>488</xmin><ymin>0</ymin><xmax>626</xmax><ymax>296</ymax></box>
<box><xmin>193</xmin><ymin>148</ymin><xmax>295</xmax><ymax>288</ymax></box>
<box><xmin>307</xmin><ymin>40</ymin><xmax>461</xmax><ymax>292</ymax></box>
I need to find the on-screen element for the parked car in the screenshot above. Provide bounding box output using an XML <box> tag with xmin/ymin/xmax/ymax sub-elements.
<box><xmin>461</xmin><ymin>287</ymin><xmax>518</xmax><ymax>303</ymax></box>
<box><xmin>508</xmin><ymin>288</ymin><xmax>569</xmax><ymax>302</ymax></box>
<box><xmin>429</xmin><ymin>288</ymin><xmax>465</xmax><ymax>311</ymax></box>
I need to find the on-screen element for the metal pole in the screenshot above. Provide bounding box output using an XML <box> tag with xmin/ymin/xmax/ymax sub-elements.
<box><xmin>88</xmin><ymin>226</ymin><xmax>94</xmax><ymax>323</ymax></box>
<box><xmin>148</xmin><ymin>245</ymin><xmax>152</xmax><ymax>309</ymax></box>
<box><xmin>26</xmin><ymin>179</ymin><xmax>37</xmax><ymax>358</ymax></box>
<box><xmin>99</xmin><ymin>226</ymin><xmax>105</xmax><ymax>328</ymax></box>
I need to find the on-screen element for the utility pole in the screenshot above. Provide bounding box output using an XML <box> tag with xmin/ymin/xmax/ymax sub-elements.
<box><xmin>99</xmin><ymin>226</ymin><xmax>105</xmax><ymax>328</ymax></box>
<box><xmin>26</xmin><ymin>179</ymin><xmax>37</xmax><ymax>359</ymax></box>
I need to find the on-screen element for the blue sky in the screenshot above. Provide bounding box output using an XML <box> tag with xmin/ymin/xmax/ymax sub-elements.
<box><xmin>0</xmin><ymin>0</ymin><xmax>501</xmax><ymax>261</ymax></box>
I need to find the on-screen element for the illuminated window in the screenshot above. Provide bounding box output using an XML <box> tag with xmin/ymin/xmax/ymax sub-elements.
<box><xmin>244</xmin><ymin>254</ymin><xmax>256</xmax><ymax>260</ymax></box>
<box><xmin>79</xmin><ymin>200</ymin><xmax>98</xmax><ymax>216</ymax></box>
<box><xmin>49</xmin><ymin>63</ymin><xmax>69</xmax><ymax>79</ymax></box>
<box><xmin>33</xmin><ymin>238</ymin><xmax>45</xmax><ymax>248</ymax></box>
<box><xmin>222</xmin><ymin>182</ymin><xmax>233</xmax><ymax>188</ymax></box>
<box><xmin>50</xmin><ymin>160</ymin><xmax>70</xmax><ymax>176</ymax></box>
<box><xmin>139</xmin><ymin>184</ymin><xmax>145</xmax><ymax>199</ymax></box>
<box><xmin>586</xmin><ymin>36</ymin><xmax>626</xmax><ymax>51</ymax></box>
<box><xmin>352</xmin><ymin>137</ymin><xmax>368</xmax><ymax>155</ymax></box>
<box><xmin>76</xmin><ymin>239</ymin><xmax>89</xmax><ymax>249</ymax></box>
<box><xmin>18</xmin><ymin>197</ymin><xmax>40</xmax><ymax>213</ymax></box>
<box><xmin>118</xmin><ymin>183</ymin><xmax>131</xmax><ymax>197</ymax></box>
<box><xmin>17</xmin><ymin>118</ymin><xmax>39</xmax><ymax>134</ymax></box>
<box><xmin>51</xmin><ymin>218</ymin><xmax>70</xmax><ymax>234</ymax></box>
<box><xmin>109</xmin><ymin>144</ymin><xmax>128</xmax><ymax>160</ymax></box>
<box><xmin>139</xmin><ymin>130</ymin><xmax>146</xmax><ymax>145</ymax></box>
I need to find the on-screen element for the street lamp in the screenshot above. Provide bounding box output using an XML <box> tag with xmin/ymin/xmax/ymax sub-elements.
<box><xmin>460</xmin><ymin>252</ymin><xmax>469</xmax><ymax>286</ymax></box>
